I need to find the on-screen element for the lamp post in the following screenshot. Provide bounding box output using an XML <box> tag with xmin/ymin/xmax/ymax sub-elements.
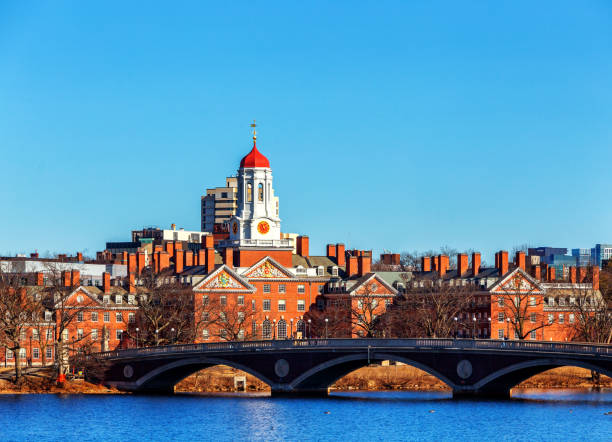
<box><xmin>29</xmin><ymin>335</ymin><xmax>32</xmax><ymax>367</ymax></box>
<box><xmin>307</xmin><ymin>319</ymin><xmax>311</xmax><ymax>339</ymax></box>
<box><xmin>472</xmin><ymin>316</ymin><xmax>477</xmax><ymax>339</ymax></box>
<box><xmin>135</xmin><ymin>328</ymin><xmax>139</xmax><ymax>348</ymax></box>
<box><xmin>155</xmin><ymin>329</ymin><xmax>159</xmax><ymax>346</ymax></box>
<box><xmin>273</xmin><ymin>320</ymin><xmax>276</xmax><ymax>340</ymax></box>
<box><xmin>290</xmin><ymin>318</ymin><xmax>294</xmax><ymax>339</ymax></box>
<box><xmin>487</xmin><ymin>317</ymin><xmax>491</xmax><ymax>338</ymax></box>
<box><xmin>171</xmin><ymin>328</ymin><xmax>175</xmax><ymax>344</ymax></box>
<box><xmin>325</xmin><ymin>318</ymin><xmax>329</xmax><ymax>339</ymax></box>
<box><xmin>453</xmin><ymin>317</ymin><xmax>458</xmax><ymax>338</ymax></box>
<box><xmin>506</xmin><ymin>317</ymin><xmax>510</xmax><ymax>339</ymax></box>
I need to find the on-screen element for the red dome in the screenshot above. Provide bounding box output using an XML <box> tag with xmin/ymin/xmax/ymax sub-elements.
<box><xmin>240</xmin><ymin>141</ymin><xmax>270</xmax><ymax>168</ymax></box>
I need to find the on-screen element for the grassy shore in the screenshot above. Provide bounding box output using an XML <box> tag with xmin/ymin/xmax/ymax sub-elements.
<box><xmin>1</xmin><ymin>365</ymin><xmax>609</xmax><ymax>394</ymax></box>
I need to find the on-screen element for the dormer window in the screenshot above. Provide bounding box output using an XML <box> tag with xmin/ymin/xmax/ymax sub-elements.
<box><xmin>115</xmin><ymin>295</ymin><xmax>122</xmax><ymax>304</ymax></box>
<box><xmin>103</xmin><ymin>295</ymin><xmax>110</xmax><ymax>304</ymax></box>
<box><xmin>128</xmin><ymin>295</ymin><xmax>135</xmax><ymax>304</ymax></box>
<box><xmin>317</xmin><ymin>266</ymin><xmax>324</xmax><ymax>277</ymax></box>
<box><xmin>331</xmin><ymin>266</ymin><xmax>338</xmax><ymax>277</ymax></box>
<box><xmin>296</xmin><ymin>266</ymin><xmax>306</xmax><ymax>275</ymax></box>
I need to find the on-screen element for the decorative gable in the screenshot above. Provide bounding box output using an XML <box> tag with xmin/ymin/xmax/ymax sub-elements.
<box><xmin>349</xmin><ymin>273</ymin><xmax>399</xmax><ymax>297</ymax></box>
<box><xmin>242</xmin><ymin>257</ymin><xmax>294</xmax><ymax>279</ymax></box>
<box><xmin>489</xmin><ymin>268</ymin><xmax>544</xmax><ymax>295</ymax></box>
<box><xmin>193</xmin><ymin>266</ymin><xmax>255</xmax><ymax>292</ymax></box>
<box><xmin>55</xmin><ymin>286</ymin><xmax>101</xmax><ymax>308</ymax></box>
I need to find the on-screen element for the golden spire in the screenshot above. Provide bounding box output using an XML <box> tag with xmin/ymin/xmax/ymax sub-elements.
<box><xmin>250</xmin><ymin>120</ymin><xmax>257</xmax><ymax>141</ymax></box>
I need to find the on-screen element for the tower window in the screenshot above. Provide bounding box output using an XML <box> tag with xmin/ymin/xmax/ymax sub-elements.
<box><xmin>247</xmin><ymin>184</ymin><xmax>252</xmax><ymax>202</ymax></box>
<box><xmin>258</xmin><ymin>183</ymin><xmax>264</xmax><ymax>201</ymax></box>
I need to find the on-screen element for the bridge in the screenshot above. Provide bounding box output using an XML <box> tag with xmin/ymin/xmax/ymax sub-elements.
<box><xmin>96</xmin><ymin>338</ymin><xmax>612</xmax><ymax>398</ymax></box>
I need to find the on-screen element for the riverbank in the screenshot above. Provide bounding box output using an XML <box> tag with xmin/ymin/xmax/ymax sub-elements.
<box><xmin>1</xmin><ymin>365</ymin><xmax>609</xmax><ymax>394</ymax></box>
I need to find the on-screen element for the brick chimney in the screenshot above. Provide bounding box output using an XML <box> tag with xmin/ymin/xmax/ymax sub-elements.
<box><xmin>498</xmin><ymin>251</ymin><xmax>509</xmax><ymax>276</ymax></box>
<box><xmin>30</xmin><ymin>252</ymin><xmax>39</xmax><ymax>259</ymax></box>
<box><xmin>336</xmin><ymin>244</ymin><xmax>346</xmax><ymax>267</ymax></box>
<box><xmin>438</xmin><ymin>255</ymin><xmax>449</xmax><ymax>277</ymax></box>
<box><xmin>137</xmin><ymin>252</ymin><xmax>146</xmax><ymax>275</ymax></box>
<box><xmin>358</xmin><ymin>256</ymin><xmax>371</xmax><ymax>276</ymax></box>
<box><xmin>326</xmin><ymin>244</ymin><xmax>337</xmax><ymax>261</ymax></box>
<box><xmin>472</xmin><ymin>252</ymin><xmax>481</xmax><ymax>276</ymax></box>
<box><xmin>62</xmin><ymin>271</ymin><xmax>71</xmax><ymax>287</ymax></box>
<box><xmin>103</xmin><ymin>272</ymin><xmax>111</xmax><ymax>293</ymax></box>
<box><xmin>175</xmin><ymin>249</ymin><xmax>184</xmax><ymax>274</ymax></box>
<box><xmin>185</xmin><ymin>250</ymin><xmax>194</xmax><ymax>267</ymax></box>
<box><xmin>165</xmin><ymin>242</ymin><xmax>174</xmax><ymax>256</ymax></box>
<box><xmin>71</xmin><ymin>270</ymin><xmax>80</xmax><ymax>287</ymax></box>
<box><xmin>346</xmin><ymin>256</ymin><xmax>358</xmax><ymax>277</ymax></box>
<box><xmin>515</xmin><ymin>251</ymin><xmax>526</xmax><ymax>271</ymax></box>
<box><xmin>205</xmin><ymin>248</ymin><xmax>215</xmax><ymax>274</ymax></box>
<box><xmin>569</xmin><ymin>266</ymin><xmax>577</xmax><ymax>283</ymax></box>
<box><xmin>203</xmin><ymin>235</ymin><xmax>214</xmax><ymax>249</ymax></box>
<box><xmin>36</xmin><ymin>272</ymin><xmax>44</xmax><ymax>286</ymax></box>
<box><xmin>128</xmin><ymin>273</ymin><xmax>136</xmax><ymax>294</ymax></box>
<box><xmin>158</xmin><ymin>252</ymin><xmax>170</xmax><ymax>272</ymax></box>
<box><xmin>223</xmin><ymin>248</ymin><xmax>234</xmax><ymax>268</ymax></box>
<box><xmin>532</xmin><ymin>264</ymin><xmax>541</xmax><ymax>280</ymax></box>
<box><xmin>457</xmin><ymin>253</ymin><xmax>468</xmax><ymax>276</ymax></box>
<box><xmin>591</xmin><ymin>266</ymin><xmax>600</xmax><ymax>290</ymax></box>
<box><xmin>174</xmin><ymin>241</ymin><xmax>183</xmax><ymax>251</ymax></box>
<box><xmin>197</xmin><ymin>249</ymin><xmax>205</xmax><ymax>267</ymax></box>
<box><xmin>547</xmin><ymin>266</ymin><xmax>555</xmax><ymax>281</ymax></box>
<box><xmin>127</xmin><ymin>253</ymin><xmax>137</xmax><ymax>274</ymax></box>
<box><xmin>495</xmin><ymin>252</ymin><xmax>500</xmax><ymax>269</ymax></box>
<box><xmin>432</xmin><ymin>256</ymin><xmax>439</xmax><ymax>272</ymax></box>
<box><xmin>577</xmin><ymin>266</ymin><xmax>587</xmax><ymax>283</ymax></box>
<box><xmin>422</xmin><ymin>256</ymin><xmax>431</xmax><ymax>272</ymax></box>
<box><xmin>77</xmin><ymin>252</ymin><xmax>83</xmax><ymax>262</ymax></box>
<box><xmin>296</xmin><ymin>236</ymin><xmax>309</xmax><ymax>258</ymax></box>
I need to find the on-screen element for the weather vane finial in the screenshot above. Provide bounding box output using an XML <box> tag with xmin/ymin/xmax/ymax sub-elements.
<box><xmin>250</xmin><ymin>120</ymin><xmax>257</xmax><ymax>141</ymax></box>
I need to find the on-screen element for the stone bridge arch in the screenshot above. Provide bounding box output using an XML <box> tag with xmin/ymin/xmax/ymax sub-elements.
<box><xmin>122</xmin><ymin>357</ymin><xmax>275</xmax><ymax>394</ymax></box>
<box><xmin>471</xmin><ymin>358</ymin><xmax>612</xmax><ymax>396</ymax></box>
<box><xmin>287</xmin><ymin>353</ymin><xmax>458</xmax><ymax>395</ymax></box>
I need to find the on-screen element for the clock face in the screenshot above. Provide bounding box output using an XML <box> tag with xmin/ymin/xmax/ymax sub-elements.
<box><xmin>232</xmin><ymin>222</ymin><xmax>238</xmax><ymax>235</ymax></box>
<box><xmin>257</xmin><ymin>220</ymin><xmax>270</xmax><ymax>235</ymax></box>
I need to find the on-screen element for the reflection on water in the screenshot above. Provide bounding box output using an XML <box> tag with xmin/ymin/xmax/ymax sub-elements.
<box><xmin>0</xmin><ymin>389</ymin><xmax>610</xmax><ymax>442</ymax></box>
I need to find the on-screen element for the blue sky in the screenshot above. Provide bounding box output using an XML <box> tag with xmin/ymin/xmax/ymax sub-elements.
<box><xmin>1</xmin><ymin>1</ymin><xmax>611</xmax><ymax>263</ymax></box>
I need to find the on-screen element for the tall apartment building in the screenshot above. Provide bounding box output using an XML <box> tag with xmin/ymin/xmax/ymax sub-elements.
<box><xmin>571</xmin><ymin>248</ymin><xmax>592</xmax><ymax>266</ymax></box>
<box><xmin>201</xmin><ymin>177</ymin><xmax>238</xmax><ymax>232</ymax></box>
<box><xmin>591</xmin><ymin>244</ymin><xmax>612</xmax><ymax>268</ymax></box>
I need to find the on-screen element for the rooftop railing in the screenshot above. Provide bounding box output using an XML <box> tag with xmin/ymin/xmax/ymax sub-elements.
<box><xmin>97</xmin><ymin>338</ymin><xmax>611</xmax><ymax>360</ymax></box>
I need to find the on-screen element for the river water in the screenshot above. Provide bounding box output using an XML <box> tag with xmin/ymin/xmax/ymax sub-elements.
<box><xmin>0</xmin><ymin>389</ymin><xmax>610</xmax><ymax>441</ymax></box>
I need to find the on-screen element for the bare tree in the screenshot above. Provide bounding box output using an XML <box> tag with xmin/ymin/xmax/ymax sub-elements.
<box><xmin>0</xmin><ymin>271</ymin><xmax>39</xmax><ymax>383</ymax></box>
<box><xmin>304</xmin><ymin>299</ymin><xmax>350</xmax><ymax>338</ymax></box>
<box><xmin>567</xmin><ymin>285</ymin><xmax>612</xmax><ymax>344</ymax></box>
<box><xmin>205</xmin><ymin>296</ymin><xmax>259</xmax><ymax>341</ymax></box>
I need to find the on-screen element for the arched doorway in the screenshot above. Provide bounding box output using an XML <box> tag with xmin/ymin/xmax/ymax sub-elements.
<box><xmin>277</xmin><ymin>320</ymin><xmax>287</xmax><ymax>339</ymax></box>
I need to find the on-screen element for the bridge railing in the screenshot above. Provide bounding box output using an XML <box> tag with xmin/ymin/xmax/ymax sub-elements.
<box><xmin>96</xmin><ymin>338</ymin><xmax>611</xmax><ymax>359</ymax></box>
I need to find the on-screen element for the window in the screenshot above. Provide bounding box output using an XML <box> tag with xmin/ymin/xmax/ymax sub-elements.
<box><xmin>498</xmin><ymin>329</ymin><xmax>504</xmax><ymax>339</ymax></box>
<box><xmin>530</xmin><ymin>330</ymin><xmax>537</xmax><ymax>340</ymax></box>
<box><xmin>116</xmin><ymin>313</ymin><xmax>123</xmax><ymax>322</ymax></box>
<box><xmin>103</xmin><ymin>295</ymin><xmax>110</xmax><ymax>304</ymax></box>
<box><xmin>247</xmin><ymin>183</ymin><xmax>252</xmax><ymax>202</ymax></box>
<box><xmin>76</xmin><ymin>295</ymin><xmax>84</xmax><ymax>303</ymax></box>
<box><xmin>238</xmin><ymin>312</ymin><xmax>245</xmax><ymax>321</ymax></box>
<box><xmin>202</xmin><ymin>295</ymin><xmax>209</xmax><ymax>306</ymax></box>
<box><xmin>91</xmin><ymin>312</ymin><xmax>98</xmax><ymax>322</ymax></box>
<box><xmin>252</xmin><ymin>300</ymin><xmax>256</xmax><ymax>311</ymax></box>
<box><xmin>104</xmin><ymin>312</ymin><xmax>110</xmax><ymax>322</ymax></box>
<box><xmin>32</xmin><ymin>329</ymin><xmax>39</xmax><ymax>340</ymax></box>
<box><xmin>498</xmin><ymin>297</ymin><xmax>504</xmax><ymax>307</ymax></box>
<box><xmin>278</xmin><ymin>299</ymin><xmax>286</xmax><ymax>312</ymax></box>
<box><xmin>32</xmin><ymin>348</ymin><xmax>40</xmax><ymax>359</ymax></box>
<box><xmin>258</xmin><ymin>183</ymin><xmax>264</xmax><ymax>201</ymax></box>
<box><xmin>277</xmin><ymin>320</ymin><xmax>287</xmax><ymax>339</ymax></box>
<box><xmin>530</xmin><ymin>313</ymin><xmax>536</xmax><ymax>323</ymax></box>
<box><xmin>116</xmin><ymin>330</ymin><xmax>123</xmax><ymax>340</ymax></box>
<box><xmin>317</xmin><ymin>266</ymin><xmax>324</xmax><ymax>276</ymax></box>
<box><xmin>569</xmin><ymin>297</ymin><xmax>576</xmax><ymax>305</ymax></box>
<box><xmin>115</xmin><ymin>295</ymin><xmax>122</xmax><ymax>304</ymax></box>
<box><xmin>547</xmin><ymin>297</ymin><xmax>554</xmax><ymax>307</ymax></box>
<box><xmin>238</xmin><ymin>329</ymin><xmax>245</xmax><ymax>340</ymax></box>
<box><xmin>6</xmin><ymin>349</ymin><xmax>13</xmax><ymax>359</ymax></box>
<box><xmin>202</xmin><ymin>311</ymin><xmax>209</xmax><ymax>321</ymax></box>
<box><xmin>77</xmin><ymin>329</ymin><xmax>84</xmax><ymax>340</ymax></box>
<box><xmin>62</xmin><ymin>329</ymin><xmax>68</xmax><ymax>340</ymax></box>
<box><xmin>46</xmin><ymin>348</ymin><xmax>52</xmax><ymax>360</ymax></box>
<box><xmin>263</xmin><ymin>299</ymin><xmax>271</xmax><ymax>311</ymax></box>
<box><xmin>297</xmin><ymin>300</ymin><xmax>305</xmax><ymax>312</ymax></box>
<box><xmin>558</xmin><ymin>314</ymin><xmax>564</xmax><ymax>324</ymax></box>
<box><xmin>128</xmin><ymin>313</ymin><xmax>135</xmax><ymax>324</ymax></box>
<box><xmin>263</xmin><ymin>284</ymin><xmax>271</xmax><ymax>293</ymax></box>
<box><xmin>559</xmin><ymin>297</ymin><xmax>566</xmax><ymax>307</ymax></box>
<box><xmin>298</xmin><ymin>285</ymin><xmax>305</xmax><ymax>294</ymax></box>
<box><xmin>529</xmin><ymin>297</ymin><xmax>536</xmax><ymax>306</ymax></box>
<box><xmin>91</xmin><ymin>329</ymin><xmax>98</xmax><ymax>340</ymax></box>
<box><xmin>202</xmin><ymin>329</ymin><xmax>209</xmax><ymax>340</ymax></box>
<box><xmin>569</xmin><ymin>313</ymin><xmax>575</xmax><ymax>323</ymax></box>
<box><xmin>332</xmin><ymin>266</ymin><xmax>338</xmax><ymax>277</ymax></box>
<box><xmin>297</xmin><ymin>320</ymin><xmax>305</xmax><ymax>336</ymax></box>
<box><xmin>44</xmin><ymin>311</ymin><xmax>52</xmax><ymax>321</ymax></box>
<box><xmin>498</xmin><ymin>312</ymin><xmax>504</xmax><ymax>323</ymax></box>
<box><xmin>77</xmin><ymin>311</ymin><xmax>83</xmax><ymax>322</ymax></box>
<box><xmin>46</xmin><ymin>329</ymin><xmax>54</xmax><ymax>340</ymax></box>
<box><xmin>19</xmin><ymin>348</ymin><xmax>26</xmax><ymax>358</ymax></box>
<box><xmin>548</xmin><ymin>313</ymin><xmax>554</xmax><ymax>324</ymax></box>
<box><xmin>278</xmin><ymin>284</ymin><xmax>286</xmax><ymax>293</ymax></box>
<box><xmin>220</xmin><ymin>296</ymin><xmax>227</xmax><ymax>306</ymax></box>
<box><xmin>237</xmin><ymin>295</ymin><xmax>244</xmax><ymax>306</ymax></box>
<box><xmin>220</xmin><ymin>329</ymin><xmax>227</xmax><ymax>339</ymax></box>
<box><xmin>262</xmin><ymin>320</ymin><xmax>272</xmax><ymax>339</ymax></box>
